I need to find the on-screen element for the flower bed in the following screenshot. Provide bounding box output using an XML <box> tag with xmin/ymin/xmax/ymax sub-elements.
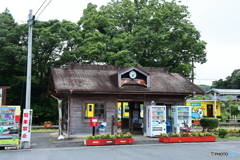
<box><xmin>159</xmin><ymin>132</ymin><xmax>216</xmax><ymax>143</ymax></box>
<box><xmin>84</xmin><ymin>132</ymin><xmax>134</xmax><ymax>146</ymax></box>
<box><xmin>43</xmin><ymin>121</ymin><xmax>52</xmax><ymax>127</ymax></box>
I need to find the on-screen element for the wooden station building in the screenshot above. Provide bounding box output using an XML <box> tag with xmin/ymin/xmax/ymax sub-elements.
<box><xmin>47</xmin><ymin>64</ymin><xmax>204</xmax><ymax>138</ymax></box>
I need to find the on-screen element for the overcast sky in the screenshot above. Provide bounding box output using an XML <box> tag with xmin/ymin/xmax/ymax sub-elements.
<box><xmin>1</xmin><ymin>0</ymin><xmax>239</xmax><ymax>86</ymax></box>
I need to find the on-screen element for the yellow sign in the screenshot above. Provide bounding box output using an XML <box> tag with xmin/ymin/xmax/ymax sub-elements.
<box><xmin>0</xmin><ymin>139</ymin><xmax>19</xmax><ymax>145</ymax></box>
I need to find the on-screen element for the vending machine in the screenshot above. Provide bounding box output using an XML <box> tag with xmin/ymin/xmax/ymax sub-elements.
<box><xmin>146</xmin><ymin>105</ymin><xmax>166</xmax><ymax>137</ymax></box>
<box><xmin>171</xmin><ymin>106</ymin><xmax>192</xmax><ymax>133</ymax></box>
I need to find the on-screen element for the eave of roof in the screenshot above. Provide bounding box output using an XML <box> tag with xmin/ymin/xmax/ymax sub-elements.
<box><xmin>48</xmin><ymin>64</ymin><xmax>205</xmax><ymax>96</ymax></box>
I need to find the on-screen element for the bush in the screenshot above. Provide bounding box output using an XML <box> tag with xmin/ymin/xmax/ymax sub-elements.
<box><xmin>218</xmin><ymin>129</ymin><xmax>229</xmax><ymax>138</ymax></box>
<box><xmin>200</xmin><ymin>118</ymin><xmax>219</xmax><ymax>132</ymax></box>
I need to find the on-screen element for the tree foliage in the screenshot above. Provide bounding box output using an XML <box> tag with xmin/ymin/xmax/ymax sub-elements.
<box><xmin>0</xmin><ymin>1</ymin><xmax>207</xmax><ymax>124</ymax></box>
<box><xmin>71</xmin><ymin>0</ymin><xmax>207</xmax><ymax>78</ymax></box>
<box><xmin>212</xmin><ymin>69</ymin><xmax>240</xmax><ymax>89</ymax></box>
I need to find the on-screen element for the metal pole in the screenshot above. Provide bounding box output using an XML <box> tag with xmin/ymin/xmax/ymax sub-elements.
<box><xmin>51</xmin><ymin>95</ymin><xmax>64</xmax><ymax>140</ymax></box>
<box><xmin>214</xmin><ymin>92</ymin><xmax>217</xmax><ymax>118</ymax></box>
<box><xmin>25</xmin><ymin>9</ymin><xmax>33</xmax><ymax>110</ymax></box>
<box><xmin>23</xmin><ymin>9</ymin><xmax>34</xmax><ymax>149</ymax></box>
<box><xmin>92</xmin><ymin>127</ymin><xmax>95</xmax><ymax>136</ymax></box>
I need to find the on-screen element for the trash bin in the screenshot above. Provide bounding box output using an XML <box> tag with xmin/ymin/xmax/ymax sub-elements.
<box><xmin>97</xmin><ymin>125</ymin><xmax>106</xmax><ymax>135</ymax></box>
<box><xmin>166</xmin><ymin>120</ymin><xmax>171</xmax><ymax>133</ymax></box>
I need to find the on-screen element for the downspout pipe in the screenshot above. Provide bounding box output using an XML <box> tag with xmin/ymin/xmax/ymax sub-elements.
<box><xmin>51</xmin><ymin>95</ymin><xmax>64</xmax><ymax>140</ymax></box>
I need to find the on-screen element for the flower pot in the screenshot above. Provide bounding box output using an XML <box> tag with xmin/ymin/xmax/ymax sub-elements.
<box><xmin>101</xmin><ymin>139</ymin><xmax>114</xmax><ymax>145</ymax></box>
<box><xmin>204</xmin><ymin>136</ymin><xmax>216</xmax><ymax>142</ymax></box>
<box><xmin>193</xmin><ymin>137</ymin><xmax>205</xmax><ymax>142</ymax></box>
<box><xmin>114</xmin><ymin>138</ymin><xmax>128</xmax><ymax>145</ymax></box>
<box><xmin>44</xmin><ymin>123</ymin><xmax>52</xmax><ymax>127</ymax></box>
<box><xmin>84</xmin><ymin>139</ymin><xmax>102</xmax><ymax>146</ymax></box>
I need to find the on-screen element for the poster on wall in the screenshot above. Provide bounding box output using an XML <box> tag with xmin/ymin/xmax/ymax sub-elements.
<box><xmin>0</xmin><ymin>107</ymin><xmax>16</xmax><ymax>128</ymax></box>
<box><xmin>21</xmin><ymin>109</ymin><xmax>33</xmax><ymax>142</ymax></box>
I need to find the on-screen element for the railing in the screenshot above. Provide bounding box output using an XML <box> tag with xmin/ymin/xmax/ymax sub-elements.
<box><xmin>226</xmin><ymin>115</ymin><xmax>240</xmax><ymax>122</ymax></box>
<box><xmin>31</xmin><ymin>125</ymin><xmax>59</xmax><ymax>129</ymax></box>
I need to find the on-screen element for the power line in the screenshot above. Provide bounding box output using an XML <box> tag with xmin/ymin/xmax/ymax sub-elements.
<box><xmin>34</xmin><ymin>0</ymin><xmax>47</xmax><ymax>16</ymax></box>
<box><xmin>36</xmin><ymin>0</ymin><xmax>52</xmax><ymax>20</ymax></box>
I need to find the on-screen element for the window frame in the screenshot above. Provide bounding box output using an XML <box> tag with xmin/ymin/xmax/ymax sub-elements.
<box><xmin>83</xmin><ymin>101</ymin><xmax>106</xmax><ymax>120</ymax></box>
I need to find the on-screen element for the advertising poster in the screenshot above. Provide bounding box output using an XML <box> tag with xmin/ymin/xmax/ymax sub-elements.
<box><xmin>0</xmin><ymin>107</ymin><xmax>16</xmax><ymax>128</ymax></box>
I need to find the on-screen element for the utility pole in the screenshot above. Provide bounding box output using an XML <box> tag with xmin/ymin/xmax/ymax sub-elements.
<box><xmin>25</xmin><ymin>9</ymin><xmax>34</xmax><ymax>110</ymax></box>
<box><xmin>23</xmin><ymin>9</ymin><xmax>34</xmax><ymax>149</ymax></box>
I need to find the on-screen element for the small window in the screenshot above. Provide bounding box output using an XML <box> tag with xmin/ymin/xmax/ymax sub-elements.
<box><xmin>85</xmin><ymin>103</ymin><xmax>105</xmax><ymax>119</ymax></box>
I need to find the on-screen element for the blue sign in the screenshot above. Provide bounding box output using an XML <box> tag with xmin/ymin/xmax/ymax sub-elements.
<box><xmin>190</xmin><ymin>103</ymin><xmax>201</xmax><ymax>106</ymax></box>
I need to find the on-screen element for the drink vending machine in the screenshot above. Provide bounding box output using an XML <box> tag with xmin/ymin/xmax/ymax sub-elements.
<box><xmin>146</xmin><ymin>105</ymin><xmax>166</xmax><ymax>137</ymax></box>
<box><xmin>171</xmin><ymin>106</ymin><xmax>192</xmax><ymax>133</ymax></box>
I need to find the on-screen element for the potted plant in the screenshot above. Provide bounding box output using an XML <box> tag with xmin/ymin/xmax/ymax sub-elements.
<box><xmin>167</xmin><ymin>133</ymin><xmax>181</xmax><ymax>143</ymax></box>
<box><xmin>44</xmin><ymin>121</ymin><xmax>52</xmax><ymax>127</ymax></box>
<box><xmin>179</xmin><ymin>132</ymin><xmax>193</xmax><ymax>142</ymax></box>
<box><xmin>114</xmin><ymin>132</ymin><xmax>134</xmax><ymax>145</ymax></box>
<box><xmin>159</xmin><ymin>133</ymin><xmax>169</xmax><ymax>143</ymax></box>
<box><xmin>123</xmin><ymin>132</ymin><xmax>134</xmax><ymax>144</ymax></box>
<box><xmin>192</xmin><ymin>132</ymin><xmax>205</xmax><ymax>142</ymax></box>
<box><xmin>101</xmin><ymin>134</ymin><xmax>114</xmax><ymax>145</ymax></box>
<box><xmin>117</xmin><ymin>120</ymin><xmax>122</xmax><ymax>126</ymax></box>
<box><xmin>204</xmin><ymin>132</ymin><xmax>216</xmax><ymax>142</ymax></box>
<box><xmin>84</xmin><ymin>135</ymin><xmax>102</xmax><ymax>146</ymax></box>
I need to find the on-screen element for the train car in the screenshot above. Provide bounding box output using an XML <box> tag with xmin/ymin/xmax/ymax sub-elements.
<box><xmin>186</xmin><ymin>100</ymin><xmax>221</xmax><ymax>123</ymax></box>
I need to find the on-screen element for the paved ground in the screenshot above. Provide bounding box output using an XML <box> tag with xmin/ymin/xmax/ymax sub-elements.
<box><xmin>29</xmin><ymin>132</ymin><xmax>162</xmax><ymax>149</ymax></box>
<box><xmin>28</xmin><ymin>129</ymin><xmax>240</xmax><ymax>149</ymax></box>
<box><xmin>2</xmin><ymin>127</ymin><xmax>239</xmax><ymax>150</ymax></box>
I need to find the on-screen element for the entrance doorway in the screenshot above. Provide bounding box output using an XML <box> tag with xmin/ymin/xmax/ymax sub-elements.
<box><xmin>207</xmin><ymin>105</ymin><xmax>214</xmax><ymax>117</ymax></box>
<box><xmin>117</xmin><ymin>102</ymin><xmax>144</xmax><ymax>134</ymax></box>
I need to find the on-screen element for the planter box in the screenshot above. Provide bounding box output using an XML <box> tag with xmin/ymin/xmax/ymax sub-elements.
<box><xmin>204</xmin><ymin>136</ymin><xmax>216</xmax><ymax>142</ymax></box>
<box><xmin>114</xmin><ymin>139</ymin><xmax>128</xmax><ymax>145</ymax></box>
<box><xmin>44</xmin><ymin>123</ymin><xmax>52</xmax><ymax>127</ymax></box>
<box><xmin>84</xmin><ymin>138</ymin><xmax>134</xmax><ymax>145</ymax></box>
<box><xmin>167</xmin><ymin>137</ymin><xmax>181</xmax><ymax>143</ymax></box>
<box><xmin>159</xmin><ymin>136</ymin><xmax>181</xmax><ymax>143</ymax></box>
<box><xmin>127</xmin><ymin>138</ymin><xmax>134</xmax><ymax>144</ymax></box>
<box><xmin>84</xmin><ymin>139</ymin><xmax>102</xmax><ymax>146</ymax></box>
<box><xmin>193</xmin><ymin>137</ymin><xmax>205</xmax><ymax>142</ymax></box>
<box><xmin>159</xmin><ymin>136</ymin><xmax>169</xmax><ymax>143</ymax></box>
<box><xmin>180</xmin><ymin>137</ymin><xmax>193</xmax><ymax>142</ymax></box>
<box><xmin>101</xmin><ymin>139</ymin><xmax>114</xmax><ymax>145</ymax></box>
<box><xmin>159</xmin><ymin>136</ymin><xmax>216</xmax><ymax>143</ymax></box>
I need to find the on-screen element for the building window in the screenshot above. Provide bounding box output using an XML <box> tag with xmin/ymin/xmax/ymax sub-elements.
<box><xmin>85</xmin><ymin>103</ymin><xmax>105</xmax><ymax>119</ymax></box>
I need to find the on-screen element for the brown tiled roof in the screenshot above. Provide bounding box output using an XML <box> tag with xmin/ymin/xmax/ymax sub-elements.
<box><xmin>48</xmin><ymin>64</ymin><xmax>204</xmax><ymax>95</ymax></box>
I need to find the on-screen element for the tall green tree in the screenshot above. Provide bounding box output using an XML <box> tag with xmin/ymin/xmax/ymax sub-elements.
<box><xmin>212</xmin><ymin>69</ymin><xmax>240</xmax><ymax>89</ymax></box>
<box><xmin>0</xmin><ymin>8</ymin><xmax>27</xmax><ymax>104</ymax></box>
<box><xmin>74</xmin><ymin>0</ymin><xmax>207</xmax><ymax>78</ymax></box>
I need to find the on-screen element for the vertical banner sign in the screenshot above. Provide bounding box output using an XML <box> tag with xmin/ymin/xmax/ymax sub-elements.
<box><xmin>0</xmin><ymin>89</ymin><xmax>2</xmax><ymax>107</ymax></box>
<box><xmin>21</xmin><ymin>109</ymin><xmax>33</xmax><ymax>141</ymax></box>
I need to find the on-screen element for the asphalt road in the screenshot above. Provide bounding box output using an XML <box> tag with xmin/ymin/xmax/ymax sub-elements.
<box><xmin>0</xmin><ymin>141</ymin><xmax>239</xmax><ymax>160</ymax></box>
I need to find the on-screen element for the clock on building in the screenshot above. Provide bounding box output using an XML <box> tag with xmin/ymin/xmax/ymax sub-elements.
<box><xmin>129</xmin><ymin>71</ymin><xmax>137</xmax><ymax>79</ymax></box>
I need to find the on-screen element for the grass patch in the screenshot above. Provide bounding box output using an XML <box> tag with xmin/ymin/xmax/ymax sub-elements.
<box><xmin>47</xmin><ymin>137</ymin><xmax>53</xmax><ymax>142</ymax></box>
<box><xmin>216</xmin><ymin>135</ymin><xmax>240</xmax><ymax>140</ymax></box>
<box><xmin>31</xmin><ymin>129</ymin><xmax>59</xmax><ymax>132</ymax></box>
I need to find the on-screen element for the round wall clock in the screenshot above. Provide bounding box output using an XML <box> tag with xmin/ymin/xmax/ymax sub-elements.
<box><xmin>129</xmin><ymin>71</ymin><xmax>137</xmax><ymax>79</ymax></box>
